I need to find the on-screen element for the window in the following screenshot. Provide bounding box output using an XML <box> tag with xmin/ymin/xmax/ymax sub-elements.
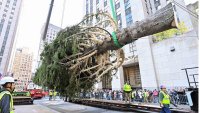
<box><xmin>4</xmin><ymin>9</ymin><xmax>8</xmax><ymax>12</ymax></box>
<box><xmin>125</xmin><ymin>7</ymin><xmax>131</xmax><ymax>15</ymax></box>
<box><xmin>129</xmin><ymin>42</ymin><xmax>136</xmax><ymax>53</ymax></box>
<box><xmin>9</xmin><ymin>16</ymin><xmax>13</xmax><ymax>19</ymax></box>
<box><xmin>12</xmin><ymin>7</ymin><xmax>15</xmax><ymax>10</ymax></box>
<box><xmin>90</xmin><ymin>0</ymin><xmax>93</xmax><ymax>13</ymax></box>
<box><xmin>0</xmin><ymin>19</ymin><xmax>5</xmax><ymax>35</ymax></box>
<box><xmin>166</xmin><ymin>0</ymin><xmax>170</xmax><ymax>4</ymax></box>
<box><xmin>96</xmin><ymin>0</ymin><xmax>99</xmax><ymax>4</ymax></box>
<box><xmin>96</xmin><ymin>8</ymin><xmax>100</xmax><ymax>13</ymax></box>
<box><xmin>125</xmin><ymin>7</ymin><xmax>133</xmax><ymax>26</ymax></box>
<box><xmin>86</xmin><ymin>3</ymin><xmax>89</xmax><ymax>14</ymax></box>
<box><xmin>104</xmin><ymin>0</ymin><xmax>107</xmax><ymax>7</ymax></box>
<box><xmin>115</xmin><ymin>2</ymin><xmax>120</xmax><ymax>10</ymax></box>
<box><xmin>117</xmin><ymin>14</ymin><xmax>122</xmax><ymax>28</ymax></box>
<box><xmin>124</xmin><ymin>0</ymin><xmax>129</xmax><ymax>3</ymax></box>
<box><xmin>13</xmin><ymin>2</ymin><xmax>17</xmax><ymax>6</ymax></box>
<box><xmin>0</xmin><ymin>24</ymin><xmax>11</xmax><ymax>57</ymax></box>
<box><xmin>5</xmin><ymin>4</ymin><xmax>9</xmax><ymax>8</ymax></box>
<box><xmin>0</xmin><ymin>58</ymin><xmax>2</xmax><ymax>65</ymax></box>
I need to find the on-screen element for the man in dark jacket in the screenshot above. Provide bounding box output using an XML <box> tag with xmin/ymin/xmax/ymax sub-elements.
<box><xmin>0</xmin><ymin>77</ymin><xmax>16</xmax><ymax>113</ymax></box>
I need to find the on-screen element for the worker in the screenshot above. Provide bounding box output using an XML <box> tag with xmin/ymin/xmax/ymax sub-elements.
<box><xmin>0</xmin><ymin>76</ymin><xmax>16</xmax><ymax>113</ymax></box>
<box><xmin>123</xmin><ymin>81</ymin><xmax>132</xmax><ymax>103</ymax></box>
<box><xmin>49</xmin><ymin>90</ymin><xmax>53</xmax><ymax>101</ymax></box>
<box><xmin>53</xmin><ymin>91</ymin><xmax>57</xmax><ymax>100</ymax></box>
<box><xmin>131</xmin><ymin>90</ymin><xmax>136</xmax><ymax>102</ymax></box>
<box><xmin>159</xmin><ymin>85</ymin><xmax>171</xmax><ymax>113</ymax></box>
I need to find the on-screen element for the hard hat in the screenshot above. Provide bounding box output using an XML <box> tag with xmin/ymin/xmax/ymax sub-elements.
<box><xmin>160</xmin><ymin>85</ymin><xmax>166</xmax><ymax>89</ymax></box>
<box><xmin>0</xmin><ymin>77</ymin><xmax>15</xmax><ymax>85</ymax></box>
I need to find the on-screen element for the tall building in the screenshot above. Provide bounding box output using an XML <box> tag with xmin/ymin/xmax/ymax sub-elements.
<box><xmin>11</xmin><ymin>48</ymin><xmax>33</xmax><ymax>91</ymax></box>
<box><xmin>36</xmin><ymin>23</ymin><xmax>62</xmax><ymax>70</ymax></box>
<box><xmin>83</xmin><ymin>0</ymin><xmax>197</xmax><ymax>90</ymax></box>
<box><xmin>0</xmin><ymin>0</ymin><xmax>22</xmax><ymax>75</ymax></box>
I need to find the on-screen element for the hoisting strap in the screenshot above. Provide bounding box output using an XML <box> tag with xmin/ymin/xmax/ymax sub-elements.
<box><xmin>109</xmin><ymin>0</ymin><xmax>123</xmax><ymax>48</ymax></box>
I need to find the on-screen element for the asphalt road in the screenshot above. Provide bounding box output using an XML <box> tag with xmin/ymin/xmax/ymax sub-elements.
<box><xmin>14</xmin><ymin>97</ymin><xmax>132</xmax><ymax>113</ymax></box>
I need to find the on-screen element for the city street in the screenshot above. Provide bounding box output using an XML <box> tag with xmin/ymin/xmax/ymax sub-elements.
<box><xmin>15</xmin><ymin>97</ymin><xmax>133</xmax><ymax>113</ymax></box>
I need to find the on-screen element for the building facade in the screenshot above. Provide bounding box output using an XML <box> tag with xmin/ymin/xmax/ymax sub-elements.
<box><xmin>83</xmin><ymin>0</ymin><xmax>197</xmax><ymax>90</ymax></box>
<box><xmin>0</xmin><ymin>0</ymin><xmax>22</xmax><ymax>75</ymax></box>
<box><xmin>36</xmin><ymin>23</ymin><xmax>62</xmax><ymax>69</ymax></box>
<box><xmin>11</xmin><ymin>48</ymin><xmax>33</xmax><ymax>91</ymax></box>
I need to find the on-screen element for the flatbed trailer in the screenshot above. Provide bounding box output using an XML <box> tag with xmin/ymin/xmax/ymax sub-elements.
<box><xmin>71</xmin><ymin>98</ymin><xmax>192</xmax><ymax>113</ymax></box>
<box><xmin>13</xmin><ymin>96</ymin><xmax>33</xmax><ymax>105</ymax></box>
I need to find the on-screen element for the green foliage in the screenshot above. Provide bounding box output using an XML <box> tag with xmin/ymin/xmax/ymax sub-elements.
<box><xmin>154</xmin><ymin>22</ymin><xmax>188</xmax><ymax>42</ymax></box>
<box><xmin>33</xmin><ymin>26</ymin><xmax>96</xmax><ymax>98</ymax></box>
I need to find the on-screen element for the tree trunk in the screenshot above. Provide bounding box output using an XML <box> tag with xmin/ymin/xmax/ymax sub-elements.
<box><xmin>96</xmin><ymin>3</ymin><xmax>176</xmax><ymax>54</ymax></box>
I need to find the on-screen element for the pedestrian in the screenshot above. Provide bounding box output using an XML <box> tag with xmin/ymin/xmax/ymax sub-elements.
<box><xmin>123</xmin><ymin>81</ymin><xmax>132</xmax><ymax>103</ymax></box>
<box><xmin>159</xmin><ymin>85</ymin><xmax>171</xmax><ymax>113</ymax></box>
<box><xmin>153</xmin><ymin>89</ymin><xmax>158</xmax><ymax>103</ymax></box>
<box><xmin>0</xmin><ymin>76</ymin><xmax>16</xmax><ymax>113</ymax></box>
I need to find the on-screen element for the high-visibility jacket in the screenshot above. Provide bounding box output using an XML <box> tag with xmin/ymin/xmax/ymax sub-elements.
<box><xmin>131</xmin><ymin>91</ymin><xmax>135</xmax><ymax>98</ymax></box>
<box><xmin>144</xmin><ymin>91</ymin><xmax>149</xmax><ymax>97</ymax></box>
<box><xmin>49</xmin><ymin>91</ymin><xmax>53</xmax><ymax>96</ymax></box>
<box><xmin>0</xmin><ymin>91</ymin><xmax>14</xmax><ymax>113</ymax></box>
<box><xmin>160</xmin><ymin>91</ymin><xmax>170</xmax><ymax>104</ymax></box>
<box><xmin>123</xmin><ymin>83</ymin><xmax>132</xmax><ymax>92</ymax></box>
<box><xmin>53</xmin><ymin>92</ymin><xmax>57</xmax><ymax>96</ymax></box>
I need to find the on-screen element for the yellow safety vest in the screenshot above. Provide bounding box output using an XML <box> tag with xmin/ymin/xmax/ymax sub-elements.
<box><xmin>161</xmin><ymin>91</ymin><xmax>170</xmax><ymax>104</ymax></box>
<box><xmin>0</xmin><ymin>91</ymin><xmax>14</xmax><ymax>113</ymax></box>
<box><xmin>49</xmin><ymin>91</ymin><xmax>53</xmax><ymax>96</ymax></box>
<box><xmin>53</xmin><ymin>92</ymin><xmax>57</xmax><ymax>96</ymax></box>
<box><xmin>123</xmin><ymin>84</ymin><xmax>132</xmax><ymax>92</ymax></box>
<box><xmin>131</xmin><ymin>91</ymin><xmax>135</xmax><ymax>98</ymax></box>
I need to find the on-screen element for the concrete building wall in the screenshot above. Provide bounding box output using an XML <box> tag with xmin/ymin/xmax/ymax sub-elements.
<box><xmin>136</xmin><ymin>37</ymin><xmax>159</xmax><ymax>89</ymax></box>
<box><xmin>137</xmin><ymin>30</ymin><xmax>198</xmax><ymax>89</ymax></box>
<box><xmin>0</xmin><ymin>0</ymin><xmax>22</xmax><ymax>75</ymax></box>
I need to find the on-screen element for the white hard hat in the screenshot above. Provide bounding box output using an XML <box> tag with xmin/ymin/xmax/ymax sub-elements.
<box><xmin>0</xmin><ymin>77</ymin><xmax>15</xmax><ymax>85</ymax></box>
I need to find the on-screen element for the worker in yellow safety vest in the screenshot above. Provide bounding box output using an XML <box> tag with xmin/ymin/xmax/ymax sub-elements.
<box><xmin>49</xmin><ymin>90</ymin><xmax>53</xmax><ymax>101</ymax></box>
<box><xmin>0</xmin><ymin>76</ymin><xmax>16</xmax><ymax>113</ymax></box>
<box><xmin>53</xmin><ymin>91</ymin><xmax>57</xmax><ymax>100</ymax></box>
<box><xmin>123</xmin><ymin>82</ymin><xmax>132</xmax><ymax>103</ymax></box>
<box><xmin>159</xmin><ymin>85</ymin><xmax>171</xmax><ymax>113</ymax></box>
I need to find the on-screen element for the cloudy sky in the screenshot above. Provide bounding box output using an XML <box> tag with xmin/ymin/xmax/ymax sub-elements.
<box><xmin>14</xmin><ymin>0</ymin><xmax>197</xmax><ymax>69</ymax></box>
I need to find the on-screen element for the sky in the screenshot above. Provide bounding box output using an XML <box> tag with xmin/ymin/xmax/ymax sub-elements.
<box><xmin>14</xmin><ymin>0</ymin><xmax>197</xmax><ymax>70</ymax></box>
<box><xmin>15</xmin><ymin>0</ymin><xmax>84</xmax><ymax>60</ymax></box>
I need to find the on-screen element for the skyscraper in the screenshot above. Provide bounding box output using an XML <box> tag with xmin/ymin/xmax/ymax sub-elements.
<box><xmin>0</xmin><ymin>0</ymin><xmax>22</xmax><ymax>75</ymax></box>
<box><xmin>36</xmin><ymin>23</ymin><xmax>62</xmax><ymax>70</ymax></box>
<box><xmin>11</xmin><ymin>47</ymin><xmax>33</xmax><ymax>91</ymax></box>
